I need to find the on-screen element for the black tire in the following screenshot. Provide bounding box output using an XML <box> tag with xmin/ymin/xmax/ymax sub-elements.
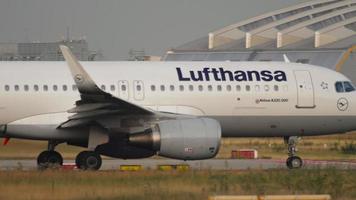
<box><xmin>75</xmin><ymin>151</ymin><xmax>87</xmax><ymax>168</ymax></box>
<box><xmin>37</xmin><ymin>150</ymin><xmax>63</xmax><ymax>169</ymax></box>
<box><xmin>47</xmin><ymin>151</ymin><xmax>63</xmax><ymax>167</ymax></box>
<box><xmin>286</xmin><ymin>157</ymin><xmax>292</xmax><ymax>169</ymax></box>
<box><xmin>287</xmin><ymin>156</ymin><xmax>303</xmax><ymax>169</ymax></box>
<box><xmin>37</xmin><ymin>151</ymin><xmax>51</xmax><ymax>168</ymax></box>
<box><xmin>76</xmin><ymin>151</ymin><xmax>102</xmax><ymax>170</ymax></box>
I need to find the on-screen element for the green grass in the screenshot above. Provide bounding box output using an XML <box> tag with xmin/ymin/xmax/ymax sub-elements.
<box><xmin>0</xmin><ymin>169</ymin><xmax>355</xmax><ymax>200</ymax></box>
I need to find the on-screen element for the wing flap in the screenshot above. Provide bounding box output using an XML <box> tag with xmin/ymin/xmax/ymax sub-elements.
<box><xmin>59</xmin><ymin>119</ymin><xmax>93</xmax><ymax>129</ymax></box>
<box><xmin>68</xmin><ymin>103</ymin><xmax>114</xmax><ymax>113</ymax></box>
<box><xmin>68</xmin><ymin>109</ymin><xmax>122</xmax><ymax>120</ymax></box>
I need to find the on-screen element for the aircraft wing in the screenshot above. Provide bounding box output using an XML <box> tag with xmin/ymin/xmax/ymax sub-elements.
<box><xmin>58</xmin><ymin>45</ymin><xmax>155</xmax><ymax>128</ymax></box>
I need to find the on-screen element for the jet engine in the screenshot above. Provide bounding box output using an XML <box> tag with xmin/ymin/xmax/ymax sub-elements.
<box><xmin>129</xmin><ymin>118</ymin><xmax>221</xmax><ymax>160</ymax></box>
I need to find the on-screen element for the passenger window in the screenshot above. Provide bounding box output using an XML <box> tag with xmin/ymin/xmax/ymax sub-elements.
<box><xmin>217</xmin><ymin>85</ymin><xmax>222</xmax><ymax>91</ymax></box>
<box><xmin>121</xmin><ymin>85</ymin><xmax>126</xmax><ymax>91</ymax></box>
<box><xmin>100</xmin><ymin>85</ymin><xmax>106</xmax><ymax>91</ymax></box>
<box><xmin>34</xmin><ymin>85</ymin><xmax>39</xmax><ymax>91</ymax></box>
<box><xmin>264</xmin><ymin>85</ymin><xmax>270</xmax><ymax>92</ymax></box>
<box><xmin>208</xmin><ymin>85</ymin><xmax>213</xmax><ymax>91</ymax></box>
<box><xmin>344</xmin><ymin>82</ymin><xmax>355</xmax><ymax>92</ymax></box>
<box><xmin>198</xmin><ymin>85</ymin><xmax>203</xmax><ymax>91</ymax></box>
<box><xmin>236</xmin><ymin>85</ymin><xmax>241</xmax><ymax>91</ymax></box>
<box><xmin>226</xmin><ymin>85</ymin><xmax>231</xmax><ymax>91</ymax></box>
<box><xmin>53</xmin><ymin>85</ymin><xmax>58</xmax><ymax>91</ymax></box>
<box><xmin>110</xmin><ymin>85</ymin><xmax>115</xmax><ymax>91</ymax></box>
<box><xmin>160</xmin><ymin>85</ymin><xmax>165</xmax><ymax>91</ymax></box>
<box><xmin>14</xmin><ymin>85</ymin><xmax>19</xmax><ymax>91</ymax></box>
<box><xmin>136</xmin><ymin>85</ymin><xmax>141</xmax><ymax>91</ymax></box>
<box><xmin>245</xmin><ymin>85</ymin><xmax>250</xmax><ymax>91</ymax></box>
<box><xmin>335</xmin><ymin>82</ymin><xmax>344</xmax><ymax>93</ymax></box>
<box><xmin>72</xmin><ymin>85</ymin><xmax>77</xmax><ymax>91</ymax></box>
<box><xmin>151</xmin><ymin>85</ymin><xmax>156</xmax><ymax>91</ymax></box>
<box><xmin>274</xmin><ymin>85</ymin><xmax>279</xmax><ymax>91</ymax></box>
<box><xmin>43</xmin><ymin>85</ymin><xmax>48</xmax><ymax>91</ymax></box>
<box><xmin>189</xmin><ymin>85</ymin><xmax>194</xmax><ymax>91</ymax></box>
<box><xmin>4</xmin><ymin>85</ymin><xmax>9</xmax><ymax>91</ymax></box>
<box><xmin>170</xmin><ymin>85</ymin><xmax>175</xmax><ymax>91</ymax></box>
<box><xmin>24</xmin><ymin>85</ymin><xmax>29</xmax><ymax>91</ymax></box>
<box><xmin>179</xmin><ymin>85</ymin><xmax>184</xmax><ymax>91</ymax></box>
<box><xmin>63</xmin><ymin>85</ymin><xmax>67</xmax><ymax>91</ymax></box>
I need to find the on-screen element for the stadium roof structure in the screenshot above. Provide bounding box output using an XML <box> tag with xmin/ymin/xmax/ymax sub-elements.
<box><xmin>174</xmin><ymin>0</ymin><xmax>356</xmax><ymax>51</ymax></box>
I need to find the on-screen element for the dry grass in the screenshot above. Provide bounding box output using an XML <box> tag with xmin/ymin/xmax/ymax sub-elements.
<box><xmin>217</xmin><ymin>132</ymin><xmax>356</xmax><ymax>160</ymax></box>
<box><xmin>0</xmin><ymin>169</ymin><xmax>355</xmax><ymax>200</ymax></box>
<box><xmin>0</xmin><ymin>139</ymin><xmax>83</xmax><ymax>159</ymax></box>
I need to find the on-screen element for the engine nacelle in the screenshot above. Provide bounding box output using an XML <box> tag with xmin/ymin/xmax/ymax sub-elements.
<box><xmin>129</xmin><ymin>118</ymin><xmax>221</xmax><ymax>160</ymax></box>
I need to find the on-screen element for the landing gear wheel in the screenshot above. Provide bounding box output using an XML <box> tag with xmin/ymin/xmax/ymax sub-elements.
<box><xmin>75</xmin><ymin>151</ymin><xmax>102</xmax><ymax>170</ymax></box>
<box><xmin>37</xmin><ymin>150</ymin><xmax>63</xmax><ymax>169</ymax></box>
<box><xmin>37</xmin><ymin>151</ymin><xmax>50</xmax><ymax>167</ymax></box>
<box><xmin>284</xmin><ymin>136</ymin><xmax>303</xmax><ymax>169</ymax></box>
<box><xmin>286</xmin><ymin>156</ymin><xmax>303</xmax><ymax>169</ymax></box>
<box><xmin>75</xmin><ymin>151</ymin><xmax>86</xmax><ymax>168</ymax></box>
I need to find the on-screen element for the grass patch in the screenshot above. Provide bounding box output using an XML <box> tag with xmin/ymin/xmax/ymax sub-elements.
<box><xmin>218</xmin><ymin>132</ymin><xmax>356</xmax><ymax>160</ymax></box>
<box><xmin>341</xmin><ymin>142</ymin><xmax>356</xmax><ymax>154</ymax></box>
<box><xmin>0</xmin><ymin>169</ymin><xmax>355</xmax><ymax>200</ymax></box>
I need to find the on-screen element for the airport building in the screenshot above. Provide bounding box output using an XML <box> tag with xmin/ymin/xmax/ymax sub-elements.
<box><xmin>0</xmin><ymin>39</ymin><xmax>103</xmax><ymax>61</ymax></box>
<box><xmin>163</xmin><ymin>0</ymin><xmax>356</xmax><ymax>82</ymax></box>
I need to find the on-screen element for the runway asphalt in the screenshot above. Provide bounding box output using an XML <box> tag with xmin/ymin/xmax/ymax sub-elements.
<box><xmin>1</xmin><ymin>158</ymin><xmax>356</xmax><ymax>170</ymax></box>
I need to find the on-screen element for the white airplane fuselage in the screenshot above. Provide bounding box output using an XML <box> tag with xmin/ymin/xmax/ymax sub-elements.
<box><xmin>0</xmin><ymin>61</ymin><xmax>356</xmax><ymax>140</ymax></box>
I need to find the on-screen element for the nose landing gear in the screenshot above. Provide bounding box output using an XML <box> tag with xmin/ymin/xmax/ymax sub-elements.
<box><xmin>284</xmin><ymin>136</ymin><xmax>303</xmax><ymax>169</ymax></box>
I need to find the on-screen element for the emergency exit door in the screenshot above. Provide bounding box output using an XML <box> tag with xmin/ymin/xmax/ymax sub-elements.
<box><xmin>294</xmin><ymin>71</ymin><xmax>315</xmax><ymax>108</ymax></box>
<box><xmin>118</xmin><ymin>80</ymin><xmax>129</xmax><ymax>100</ymax></box>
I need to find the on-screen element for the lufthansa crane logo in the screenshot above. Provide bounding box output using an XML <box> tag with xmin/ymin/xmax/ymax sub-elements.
<box><xmin>337</xmin><ymin>98</ymin><xmax>349</xmax><ymax>111</ymax></box>
<box><xmin>74</xmin><ymin>74</ymin><xmax>84</xmax><ymax>83</ymax></box>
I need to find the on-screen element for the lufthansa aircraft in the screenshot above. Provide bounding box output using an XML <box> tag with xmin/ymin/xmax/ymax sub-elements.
<box><xmin>0</xmin><ymin>45</ymin><xmax>355</xmax><ymax>170</ymax></box>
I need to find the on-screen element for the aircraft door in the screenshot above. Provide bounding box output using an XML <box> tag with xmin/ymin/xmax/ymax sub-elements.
<box><xmin>294</xmin><ymin>70</ymin><xmax>315</xmax><ymax>108</ymax></box>
<box><xmin>118</xmin><ymin>80</ymin><xmax>129</xmax><ymax>100</ymax></box>
<box><xmin>133</xmin><ymin>80</ymin><xmax>144</xmax><ymax>101</ymax></box>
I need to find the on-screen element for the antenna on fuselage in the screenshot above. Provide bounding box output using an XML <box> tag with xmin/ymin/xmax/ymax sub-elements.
<box><xmin>283</xmin><ymin>54</ymin><xmax>291</xmax><ymax>63</ymax></box>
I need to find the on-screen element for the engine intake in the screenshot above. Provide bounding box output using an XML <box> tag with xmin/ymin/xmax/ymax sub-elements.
<box><xmin>129</xmin><ymin>118</ymin><xmax>221</xmax><ymax>160</ymax></box>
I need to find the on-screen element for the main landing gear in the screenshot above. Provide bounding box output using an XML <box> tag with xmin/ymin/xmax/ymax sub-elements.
<box><xmin>75</xmin><ymin>151</ymin><xmax>102</xmax><ymax>170</ymax></box>
<box><xmin>37</xmin><ymin>141</ymin><xmax>102</xmax><ymax>170</ymax></box>
<box><xmin>37</xmin><ymin>141</ymin><xmax>63</xmax><ymax>169</ymax></box>
<box><xmin>284</xmin><ymin>136</ymin><xmax>303</xmax><ymax>169</ymax></box>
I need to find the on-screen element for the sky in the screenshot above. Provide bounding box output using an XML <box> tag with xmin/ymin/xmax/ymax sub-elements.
<box><xmin>0</xmin><ymin>0</ymin><xmax>308</xmax><ymax>60</ymax></box>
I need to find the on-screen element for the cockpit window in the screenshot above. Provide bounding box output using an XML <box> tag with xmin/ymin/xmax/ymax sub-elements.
<box><xmin>344</xmin><ymin>82</ymin><xmax>355</xmax><ymax>92</ymax></box>
<box><xmin>335</xmin><ymin>81</ymin><xmax>355</xmax><ymax>93</ymax></box>
<box><xmin>335</xmin><ymin>82</ymin><xmax>344</xmax><ymax>93</ymax></box>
